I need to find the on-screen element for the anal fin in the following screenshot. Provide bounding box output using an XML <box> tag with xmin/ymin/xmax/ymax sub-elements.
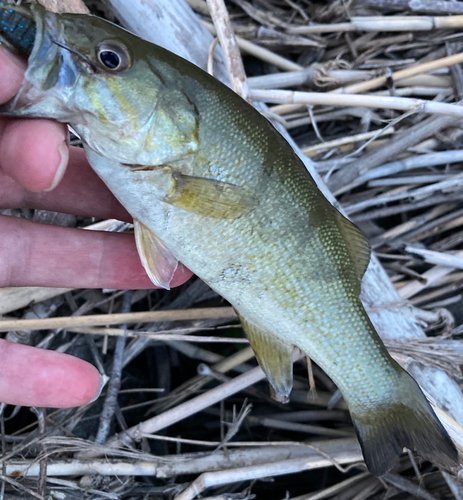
<box><xmin>239</xmin><ymin>314</ymin><xmax>294</xmax><ymax>403</ymax></box>
<box><xmin>134</xmin><ymin>219</ymin><xmax>178</xmax><ymax>290</ymax></box>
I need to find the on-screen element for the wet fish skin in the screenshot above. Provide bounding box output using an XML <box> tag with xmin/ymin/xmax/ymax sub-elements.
<box><xmin>0</xmin><ymin>2</ymin><xmax>458</xmax><ymax>475</ymax></box>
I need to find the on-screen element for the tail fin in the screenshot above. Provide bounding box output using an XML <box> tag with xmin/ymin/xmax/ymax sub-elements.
<box><xmin>350</xmin><ymin>372</ymin><xmax>458</xmax><ymax>476</ymax></box>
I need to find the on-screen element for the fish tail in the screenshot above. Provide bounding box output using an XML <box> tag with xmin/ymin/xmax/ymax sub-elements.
<box><xmin>350</xmin><ymin>370</ymin><xmax>458</xmax><ymax>476</ymax></box>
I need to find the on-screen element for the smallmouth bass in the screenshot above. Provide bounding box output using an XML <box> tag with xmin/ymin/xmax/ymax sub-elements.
<box><xmin>0</xmin><ymin>2</ymin><xmax>458</xmax><ymax>475</ymax></box>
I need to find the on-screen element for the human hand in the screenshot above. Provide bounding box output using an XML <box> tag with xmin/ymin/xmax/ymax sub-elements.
<box><xmin>0</xmin><ymin>47</ymin><xmax>192</xmax><ymax>408</ymax></box>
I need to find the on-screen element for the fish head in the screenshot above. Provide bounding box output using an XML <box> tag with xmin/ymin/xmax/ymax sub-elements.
<box><xmin>0</xmin><ymin>2</ymin><xmax>194</xmax><ymax>165</ymax></box>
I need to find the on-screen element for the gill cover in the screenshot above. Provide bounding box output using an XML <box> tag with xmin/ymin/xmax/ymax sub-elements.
<box><xmin>0</xmin><ymin>2</ymin><xmax>200</xmax><ymax>167</ymax></box>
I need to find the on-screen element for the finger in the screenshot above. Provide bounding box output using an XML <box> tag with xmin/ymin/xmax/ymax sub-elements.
<box><xmin>0</xmin><ymin>47</ymin><xmax>70</xmax><ymax>192</ymax></box>
<box><xmin>26</xmin><ymin>147</ymin><xmax>131</xmax><ymax>221</ymax></box>
<box><xmin>0</xmin><ymin>339</ymin><xmax>101</xmax><ymax>408</ymax></box>
<box><xmin>0</xmin><ymin>147</ymin><xmax>131</xmax><ymax>221</ymax></box>
<box><xmin>0</xmin><ymin>215</ymin><xmax>192</xmax><ymax>289</ymax></box>
<box><xmin>0</xmin><ymin>118</ymin><xmax>69</xmax><ymax>192</ymax></box>
<box><xmin>0</xmin><ymin>47</ymin><xmax>25</xmax><ymax>103</ymax></box>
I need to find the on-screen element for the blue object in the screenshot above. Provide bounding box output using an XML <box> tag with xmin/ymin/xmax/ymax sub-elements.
<box><xmin>0</xmin><ymin>4</ymin><xmax>36</xmax><ymax>58</ymax></box>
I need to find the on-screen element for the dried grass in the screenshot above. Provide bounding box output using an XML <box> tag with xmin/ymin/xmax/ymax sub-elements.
<box><xmin>1</xmin><ymin>0</ymin><xmax>463</xmax><ymax>499</ymax></box>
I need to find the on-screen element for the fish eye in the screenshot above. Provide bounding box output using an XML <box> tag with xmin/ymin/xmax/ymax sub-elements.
<box><xmin>96</xmin><ymin>41</ymin><xmax>131</xmax><ymax>72</ymax></box>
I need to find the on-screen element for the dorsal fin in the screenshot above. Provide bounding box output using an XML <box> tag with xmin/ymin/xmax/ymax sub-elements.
<box><xmin>335</xmin><ymin>213</ymin><xmax>371</xmax><ymax>281</ymax></box>
<box><xmin>238</xmin><ymin>314</ymin><xmax>294</xmax><ymax>403</ymax></box>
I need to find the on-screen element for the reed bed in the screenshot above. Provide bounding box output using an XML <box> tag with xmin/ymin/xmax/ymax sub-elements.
<box><xmin>1</xmin><ymin>0</ymin><xmax>463</xmax><ymax>498</ymax></box>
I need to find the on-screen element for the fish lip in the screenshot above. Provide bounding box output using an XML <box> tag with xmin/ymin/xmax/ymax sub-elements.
<box><xmin>0</xmin><ymin>4</ymin><xmax>80</xmax><ymax>117</ymax></box>
<box><xmin>28</xmin><ymin>5</ymin><xmax>53</xmax><ymax>63</ymax></box>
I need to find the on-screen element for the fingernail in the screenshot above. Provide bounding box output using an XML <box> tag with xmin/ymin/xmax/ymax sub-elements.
<box><xmin>44</xmin><ymin>141</ymin><xmax>68</xmax><ymax>192</ymax></box>
<box><xmin>87</xmin><ymin>373</ymin><xmax>109</xmax><ymax>404</ymax></box>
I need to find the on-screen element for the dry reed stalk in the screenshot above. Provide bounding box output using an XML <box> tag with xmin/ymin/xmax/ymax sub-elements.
<box><xmin>206</xmin><ymin>0</ymin><xmax>249</xmax><ymax>100</ymax></box>
<box><xmin>334</xmin><ymin>51</ymin><xmax>463</xmax><ymax>95</ymax></box>
<box><xmin>250</xmin><ymin>89</ymin><xmax>463</xmax><ymax>118</ymax></box>
<box><xmin>353</xmin><ymin>15</ymin><xmax>463</xmax><ymax>31</ymax></box>
<box><xmin>37</xmin><ymin>0</ymin><xmax>88</xmax><ymax>13</ymax></box>
<box><xmin>405</xmin><ymin>246</ymin><xmax>463</xmax><ymax>269</ymax></box>
<box><xmin>397</xmin><ymin>251</ymin><xmax>463</xmax><ymax>299</ymax></box>
<box><xmin>66</xmin><ymin>327</ymin><xmax>249</xmax><ymax>343</ymax></box>
<box><xmin>203</xmin><ymin>21</ymin><xmax>303</xmax><ymax>71</ymax></box>
<box><xmin>0</xmin><ymin>287</ymin><xmax>72</xmax><ymax>316</ymax></box>
<box><xmin>301</xmin><ymin>128</ymin><xmax>395</xmax><ymax>156</ymax></box>
<box><xmin>287</xmin><ymin>15</ymin><xmax>463</xmax><ymax>34</ymax></box>
<box><xmin>173</xmin><ymin>453</ymin><xmax>364</xmax><ymax>500</ymax></box>
<box><xmin>2</xmin><ymin>438</ymin><xmax>363</xmax><ymax>477</ymax></box>
<box><xmin>247</xmin><ymin>69</ymin><xmax>452</xmax><ymax>91</ymax></box>
<box><xmin>0</xmin><ymin>307</ymin><xmax>237</xmax><ymax>332</ymax></box>
<box><xmin>359</xmin><ymin>0</ymin><xmax>463</xmax><ymax>15</ymax></box>
<box><xmin>328</xmin><ymin>113</ymin><xmax>460</xmax><ymax>194</ymax></box>
<box><xmin>345</xmin><ymin>173</ymin><xmax>463</xmax><ymax>215</ymax></box>
<box><xmin>186</xmin><ymin>0</ymin><xmax>210</xmax><ymax>16</ymax></box>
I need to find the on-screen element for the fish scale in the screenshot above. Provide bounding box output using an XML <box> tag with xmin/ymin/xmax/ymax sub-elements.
<box><xmin>149</xmin><ymin>100</ymin><xmax>405</xmax><ymax>406</ymax></box>
<box><xmin>0</xmin><ymin>2</ymin><xmax>459</xmax><ymax>476</ymax></box>
<box><xmin>167</xmin><ymin>159</ymin><xmax>394</xmax><ymax>406</ymax></box>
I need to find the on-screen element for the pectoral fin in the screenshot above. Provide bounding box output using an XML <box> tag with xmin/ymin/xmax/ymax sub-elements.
<box><xmin>134</xmin><ymin>219</ymin><xmax>178</xmax><ymax>290</ymax></box>
<box><xmin>239</xmin><ymin>314</ymin><xmax>294</xmax><ymax>403</ymax></box>
<box><xmin>165</xmin><ymin>173</ymin><xmax>257</xmax><ymax>220</ymax></box>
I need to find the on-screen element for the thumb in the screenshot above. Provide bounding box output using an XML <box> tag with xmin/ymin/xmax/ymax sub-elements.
<box><xmin>0</xmin><ymin>47</ymin><xmax>70</xmax><ymax>193</ymax></box>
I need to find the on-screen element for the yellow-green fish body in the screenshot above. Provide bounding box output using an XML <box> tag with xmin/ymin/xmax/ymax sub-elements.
<box><xmin>0</xmin><ymin>2</ymin><xmax>458</xmax><ymax>475</ymax></box>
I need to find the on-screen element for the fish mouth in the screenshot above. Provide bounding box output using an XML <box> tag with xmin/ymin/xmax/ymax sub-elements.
<box><xmin>0</xmin><ymin>3</ymin><xmax>80</xmax><ymax>118</ymax></box>
<box><xmin>0</xmin><ymin>3</ymin><xmax>83</xmax><ymax>73</ymax></box>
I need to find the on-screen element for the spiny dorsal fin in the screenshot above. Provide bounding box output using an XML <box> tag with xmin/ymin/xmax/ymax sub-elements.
<box><xmin>238</xmin><ymin>314</ymin><xmax>294</xmax><ymax>403</ymax></box>
<box><xmin>134</xmin><ymin>219</ymin><xmax>178</xmax><ymax>290</ymax></box>
<box><xmin>335</xmin><ymin>213</ymin><xmax>371</xmax><ymax>281</ymax></box>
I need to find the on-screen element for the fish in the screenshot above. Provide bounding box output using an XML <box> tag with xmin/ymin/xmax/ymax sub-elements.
<box><xmin>0</xmin><ymin>2</ymin><xmax>458</xmax><ymax>476</ymax></box>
